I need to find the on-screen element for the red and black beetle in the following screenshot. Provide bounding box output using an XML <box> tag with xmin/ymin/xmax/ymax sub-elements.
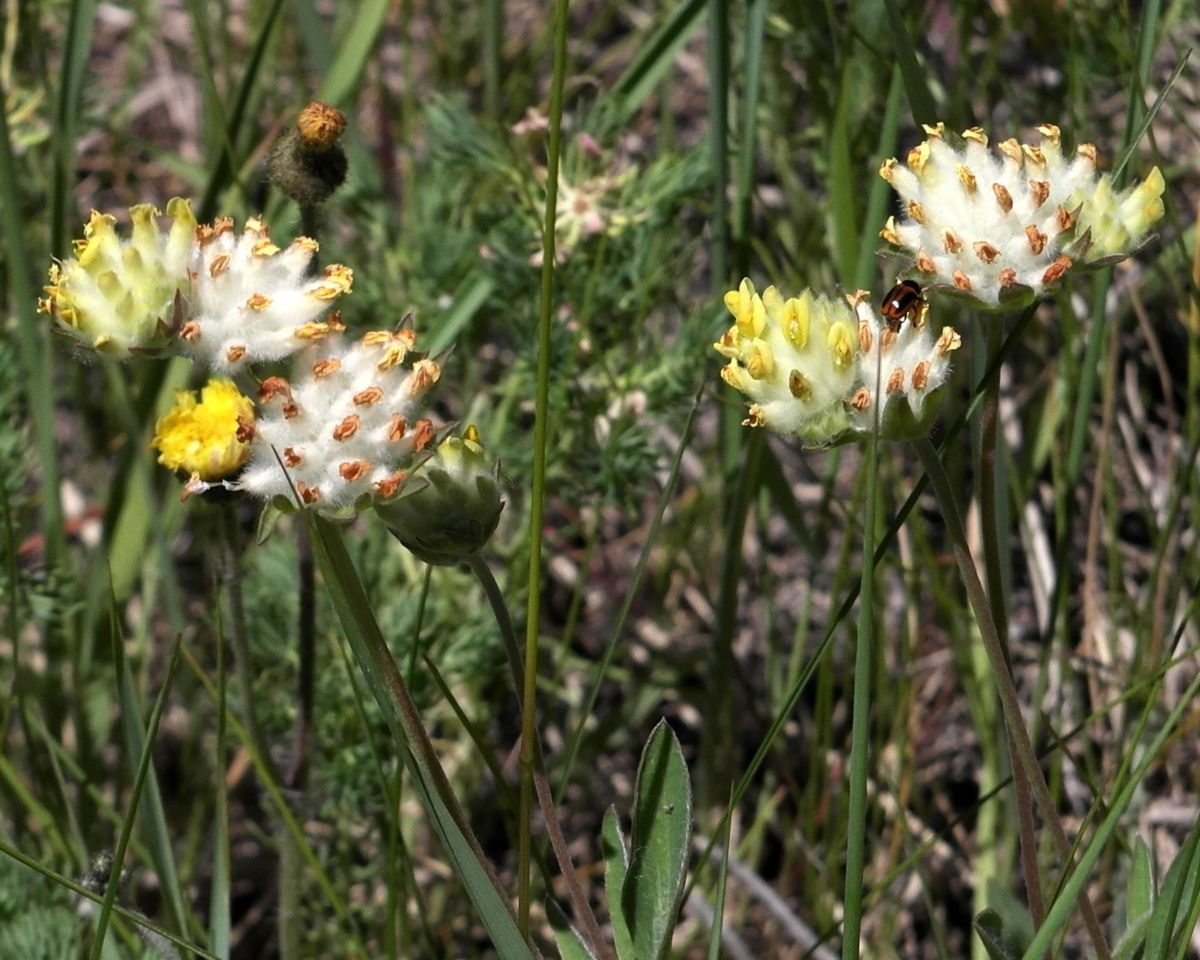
<box><xmin>880</xmin><ymin>279</ymin><xmax>925</xmax><ymax>332</ymax></box>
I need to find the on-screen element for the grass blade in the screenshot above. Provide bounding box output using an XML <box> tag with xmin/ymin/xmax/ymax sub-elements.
<box><xmin>316</xmin><ymin>0</ymin><xmax>392</xmax><ymax>107</ymax></box>
<box><xmin>882</xmin><ymin>0</ymin><xmax>936</xmax><ymax>125</ymax></box>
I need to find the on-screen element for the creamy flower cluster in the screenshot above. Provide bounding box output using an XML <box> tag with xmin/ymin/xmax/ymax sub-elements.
<box><xmin>51</xmin><ymin>200</ymin><xmax>448</xmax><ymax>515</ymax></box>
<box><xmin>39</xmin><ymin>199</ymin><xmax>198</xmax><ymax>357</ymax></box>
<box><xmin>237</xmin><ymin>329</ymin><xmax>441</xmax><ymax>514</ymax></box>
<box><xmin>714</xmin><ymin>279</ymin><xmax>961</xmax><ymax>444</ymax></box>
<box><xmin>879</xmin><ymin>123</ymin><xmax>1164</xmax><ymax>306</ymax></box>
<box><xmin>41</xmin><ymin>201</ymin><xmax>354</xmax><ymax>365</ymax></box>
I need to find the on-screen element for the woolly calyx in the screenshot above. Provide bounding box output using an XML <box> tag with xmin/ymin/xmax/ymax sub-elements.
<box><xmin>152</xmin><ymin>379</ymin><xmax>255</xmax><ymax>489</ymax></box>
<box><xmin>844</xmin><ymin>290</ymin><xmax>961</xmax><ymax>439</ymax></box>
<box><xmin>39</xmin><ymin>198</ymin><xmax>196</xmax><ymax>357</ymax></box>
<box><xmin>237</xmin><ymin>328</ymin><xmax>441</xmax><ymax>516</ymax></box>
<box><xmin>268</xmin><ymin>101</ymin><xmax>349</xmax><ymax>206</ymax></box>
<box><xmin>879</xmin><ymin>123</ymin><xmax>1165</xmax><ymax>308</ymax></box>
<box><xmin>179</xmin><ymin>214</ymin><xmax>354</xmax><ymax>374</ymax></box>
<box><xmin>715</xmin><ymin>279</ymin><xmax>962</xmax><ymax>444</ymax></box>
<box><xmin>374</xmin><ymin>425</ymin><xmax>505</xmax><ymax>566</ymax></box>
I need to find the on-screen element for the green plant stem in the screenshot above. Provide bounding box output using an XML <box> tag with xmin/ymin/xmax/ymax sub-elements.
<box><xmin>842</xmin><ymin>431</ymin><xmax>880</xmax><ymax>960</ymax></box>
<box><xmin>912</xmin><ymin>438</ymin><xmax>1111</xmax><ymax>960</ymax></box>
<box><xmin>286</xmin><ymin>521</ymin><xmax>316</xmax><ymax>790</ymax></box>
<box><xmin>522</xmin><ymin>0</ymin><xmax>570</xmax><ymax>939</ymax></box>
<box><xmin>0</xmin><ymin>77</ymin><xmax>64</xmax><ymax>566</ymax></box>
<box><xmin>977</xmin><ymin>319</ymin><xmax>1044</xmax><ymax>925</ymax></box>
<box><xmin>217</xmin><ymin>507</ymin><xmax>298</xmax><ymax>959</ymax></box>
<box><xmin>218</xmin><ymin>508</ymin><xmax>274</xmax><ymax>778</ymax></box>
<box><xmin>467</xmin><ymin>555</ymin><xmax>610</xmax><ymax>960</ymax></box>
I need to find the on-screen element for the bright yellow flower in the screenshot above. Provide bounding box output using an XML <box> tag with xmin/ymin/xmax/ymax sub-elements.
<box><xmin>153</xmin><ymin>379</ymin><xmax>255</xmax><ymax>482</ymax></box>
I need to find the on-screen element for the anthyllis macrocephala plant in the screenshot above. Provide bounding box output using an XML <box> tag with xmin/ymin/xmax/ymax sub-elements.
<box><xmin>879</xmin><ymin>123</ymin><xmax>1165</xmax><ymax>307</ymax></box>
<box><xmin>714</xmin><ymin>279</ymin><xmax>962</xmax><ymax>444</ymax></box>
<box><xmin>39</xmin><ymin>200</ymin><xmax>354</xmax><ymax>368</ymax></box>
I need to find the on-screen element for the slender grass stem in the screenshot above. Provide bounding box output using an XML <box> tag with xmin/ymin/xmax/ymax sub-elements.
<box><xmin>841</xmin><ymin>430</ymin><xmax>879</xmax><ymax>960</ymax></box>
<box><xmin>977</xmin><ymin>319</ymin><xmax>1044</xmax><ymax>925</ymax></box>
<box><xmin>467</xmin><ymin>554</ymin><xmax>610</xmax><ymax>960</ymax></box>
<box><xmin>912</xmin><ymin>438</ymin><xmax>1111</xmax><ymax>960</ymax></box>
<box><xmin>521</xmin><ymin>0</ymin><xmax>570</xmax><ymax>938</ymax></box>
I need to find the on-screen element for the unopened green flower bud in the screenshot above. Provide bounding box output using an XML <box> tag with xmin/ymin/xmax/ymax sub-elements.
<box><xmin>374</xmin><ymin>425</ymin><xmax>505</xmax><ymax>565</ymax></box>
<box><xmin>268</xmin><ymin>101</ymin><xmax>349</xmax><ymax>206</ymax></box>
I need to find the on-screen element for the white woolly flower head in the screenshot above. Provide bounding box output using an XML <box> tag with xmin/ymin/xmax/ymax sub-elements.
<box><xmin>844</xmin><ymin>290</ymin><xmax>962</xmax><ymax>436</ymax></box>
<box><xmin>237</xmin><ymin>327</ymin><xmax>441</xmax><ymax>515</ymax></box>
<box><xmin>714</xmin><ymin>279</ymin><xmax>962</xmax><ymax>444</ymax></box>
<box><xmin>179</xmin><ymin>215</ymin><xmax>354</xmax><ymax>374</ymax></box>
<box><xmin>879</xmin><ymin>123</ymin><xmax>1165</xmax><ymax>308</ymax></box>
<box><xmin>39</xmin><ymin>198</ymin><xmax>197</xmax><ymax>357</ymax></box>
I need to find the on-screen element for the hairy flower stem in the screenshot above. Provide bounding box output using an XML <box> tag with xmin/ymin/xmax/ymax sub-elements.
<box><xmin>467</xmin><ymin>554</ymin><xmax>610</xmax><ymax>960</ymax></box>
<box><xmin>522</xmin><ymin>0</ymin><xmax>571</xmax><ymax>938</ymax></box>
<box><xmin>912</xmin><ymin>438</ymin><xmax>1111</xmax><ymax>960</ymax></box>
<box><xmin>977</xmin><ymin>320</ymin><xmax>1044</xmax><ymax>925</ymax></box>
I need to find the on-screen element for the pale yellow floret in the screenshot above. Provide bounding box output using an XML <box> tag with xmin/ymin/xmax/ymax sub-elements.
<box><xmin>827</xmin><ymin>321</ymin><xmax>854</xmax><ymax>371</ymax></box>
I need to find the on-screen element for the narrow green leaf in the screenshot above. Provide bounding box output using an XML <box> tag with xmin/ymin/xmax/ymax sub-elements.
<box><xmin>602</xmin><ymin>806</ymin><xmax>634</xmax><ymax>960</ymax></box>
<box><xmin>1127</xmin><ymin>836</ymin><xmax>1154</xmax><ymax>923</ymax></box>
<box><xmin>1021</xmin><ymin>666</ymin><xmax>1200</xmax><ymax>960</ymax></box>
<box><xmin>1112</xmin><ymin>913</ymin><xmax>1152</xmax><ymax>960</ymax></box>
<box><xmin>605</xmin><ymin>0</ymin><xmax>705</xmax><ymax>127</ymax></box>
<box><xmin>852</xmin><ymin>64</ymin><xmax>904</xmax><ymax>290</ymax></box>
<box><xmin>0</xmin><ymin>837</ymin><xmax>218</xmax><ymax>960</ymax></box>
<box><xmin>1112</xmin><ymin>48</ymin><xmax>1190</xmax><ymax>183</ymax></box>
<box><xmin>51</xmin><ymin>0</ymin><xmax>101</xmax><ymax>254</ymax></box>
<box><xmin>827</xmin><ymin>63</ymin><xmax>858</xmax><ymax>285</ymax></box>
<box><xmin>621</xmin><ymin>720</ymin><xmax>693</xmax><ymax>960</ymax></box>
<box><xmin>307</xmin><ymin>516</ymin><xmax>534</xmax><ymax>960</ymax></box>
<box><xmin>547</xmin><ymin>899</ymin><xmax>600</xmax><ymax>960</ymax></box>
<box><xmin>197</xmin><ymin>0</ymin><xmax>286</xmax><ymax>220</ymax></box>
<box><xmin>316</xmin><ymin>0</ymin><xmax>392</xmax><ymax>107</ymax></box>
<box><xmin>0</xmin><ymin>76</ymin><xmax>64</xmax><ymax>560</ymax></box>
<box><xmin>882</xmin><ymin>0</ymin><xmax>937</xmax><ymax>124</ymax></box>
<box><xmin>426</xmin><ymin>272</ymin><xmax>497</xmax><ymax>355</ymax></box>
<box><xmin>1144</xmin><ymin>820</ymin><xmax>1200</xmax><ymax>960</ymax></box>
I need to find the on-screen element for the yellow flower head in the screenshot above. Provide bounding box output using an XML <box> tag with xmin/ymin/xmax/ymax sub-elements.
<box><xmin>39</xmin><ymin>198</ymin><xmax>197</xmax><ymax>356</ymax></box>
<box><xmin>153</xmin><ymin>379</ymin><xmax>255</xmax><ymax>482</ymax></box>
<box><xmin>714</xmin><ymin>279</ymin><xmax>962</xmax><ymax>443</ymax></box>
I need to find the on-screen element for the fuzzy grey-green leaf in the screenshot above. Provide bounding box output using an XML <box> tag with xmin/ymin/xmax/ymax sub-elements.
<box><xmin>621</xmin><ymin>720</ymin><xmax>692</xmax><ymax>960</ymax></box>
